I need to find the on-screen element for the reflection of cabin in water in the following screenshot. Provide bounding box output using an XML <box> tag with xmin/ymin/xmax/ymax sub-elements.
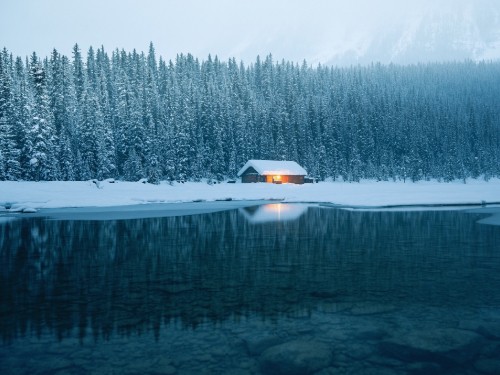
<box><xmin>237</xmin><ymin>160</ymin><xmax>307</xmax><ymax>184</ymax></box>
<box><xmin>239</xmin><ymin>203</ymin><xmax>309</xmax><ymax>223</ymax></box>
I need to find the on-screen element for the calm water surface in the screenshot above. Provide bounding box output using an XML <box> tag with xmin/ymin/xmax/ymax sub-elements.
<box><xmin>1</xmin><ymin>204</ymin><xmax>500</xmax><ymax>375</ymax></box>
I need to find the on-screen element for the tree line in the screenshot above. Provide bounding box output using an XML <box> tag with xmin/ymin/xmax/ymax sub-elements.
<box><xmin>0</xmin><ymin>43</ymin><xmax>499</xmax><ymax>183</ymax></box>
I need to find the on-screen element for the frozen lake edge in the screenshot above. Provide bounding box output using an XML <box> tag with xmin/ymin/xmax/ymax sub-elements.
<box><xmin>0</xmin><ymin>200</ymin><xmax>499</xmax><ymax>226</ymax></box>
<box><xmin>1</xmin><ymin>179</ymin><xmax>500</xmax><ymax>217</ymax></box>
<box><xmin>0</xmin><ymin>200</ymin><xmax>274</xmax><ymax>221</ymax></box>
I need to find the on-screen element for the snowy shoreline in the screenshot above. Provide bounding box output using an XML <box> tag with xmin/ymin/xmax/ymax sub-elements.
<box><xmin>1</xmin><ymin>179</ymin><xmax>500</xmax><ymax>213</ymax></box>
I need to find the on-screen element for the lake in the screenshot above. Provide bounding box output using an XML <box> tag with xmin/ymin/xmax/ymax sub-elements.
<box><xmin>1</xmin><ymin>203</ymin><xmax>500</xmax><ymax>375</ymax></box>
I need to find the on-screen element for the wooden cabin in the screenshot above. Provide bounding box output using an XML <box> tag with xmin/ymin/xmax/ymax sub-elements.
<box><xmin>237</xmin><ymin>160</ymin><xmax>307</xmax><ymax>184</ymax></box>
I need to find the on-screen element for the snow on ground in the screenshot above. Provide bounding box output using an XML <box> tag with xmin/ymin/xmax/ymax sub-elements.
<box><xmin>1</xmin><ymin>178</ymin><xmax>500</xmax><ymax>211</ymax></box>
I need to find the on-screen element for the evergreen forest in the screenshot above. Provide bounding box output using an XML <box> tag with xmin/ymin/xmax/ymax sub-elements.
<box><xmin>0</xmin><ymin>43</ymin><xmax>499</xmax><ymax>183</ymax></box>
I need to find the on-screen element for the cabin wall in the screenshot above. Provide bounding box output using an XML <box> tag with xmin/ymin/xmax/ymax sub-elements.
<box><xmin>241</xmin><ymin>174</ymin><xmax>304</xmax><ymax>184</ymax></box>
<box><xmin>242</xmin><ymin>174</ymin><xmax>260</xmax><ymax>183</ymax></box>
<box><xmin>287</xmin><ymin>175</ymin><xmax>304</xmax><ymax>184</ymax></box>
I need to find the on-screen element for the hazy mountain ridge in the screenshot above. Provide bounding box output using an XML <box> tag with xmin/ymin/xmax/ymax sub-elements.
<box><xmin>323</xmin><ymin>3</ymin><xmax>500</xmax><ymax>65</ymax></box>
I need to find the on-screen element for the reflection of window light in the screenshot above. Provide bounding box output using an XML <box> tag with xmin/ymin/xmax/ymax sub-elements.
<box><xmin>265</xmin><ymin>203</ymin><xmax>284</xmax><ymax>212</ymax></box>
<box><xmin>239</xmin><ymin>204</ymin><xmax>309</xmax><ymax>223</ymax></box>
<box><xmin>268</xmin><ymin>203</ymin><xmax>282</xmax><ymax>220</ymax></box>
<box><xmin>264</xmin><ymin>203</ymin><xmax>290</xmax><ymax>216</ymax></box>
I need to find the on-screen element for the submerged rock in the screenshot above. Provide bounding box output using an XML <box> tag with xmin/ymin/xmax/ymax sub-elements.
<box><xmin>356</xmin><ymin>328</ymin><xmax>388</xmax><ymax>341</ymax></box>
<box><xmin>162</xmin><ymin>365</ymin><xmax>177</xmax><ymax>375</ymax></box>
<box><xmin>477</xmin><ymin>323</ymin><xmax>500</xmax><ymax>340</ymax></box>
<box><xmin>344</xmin><ymin>343</ymin><xmax>375</xmax><ymax>360</ymax></box>
<box><xmin>379</xmin><ymin>328</ymin><xmax>484</xmax><ymax>365</ymax></box>
<box><xmin>259</xmin><ymin>340</ymin><xmax>333</xmax><ymax>375</ymax></box>
<box><xmin>405</xmin><ymin>361</ymin><xmax>442</xmax><ymax>374</ymax></box>
<box><xmin>349</xmin><ymin>303</ymin><xmax>397</xmax><ymax>315</ymax></box>
<box><xmin>474</xmin><ymin>358</ymin><xmax>500</xmax><ymax>374</ymax></box>
<box><xmin>480</xmin><ymin>342</ymin><xmax>500</xmax><ymax>358</ymax></box>
<box><xmin>153</xmin><ymin>358</ymin><xmax>177</xmax><ymax>374</ymax></box>
<box><xmin>459</xmin><ymin>320</ymin><xmax>500</xmax><ymax>340</ymax></box>
<box><xmin>244</xmin><ymin>334</ymin><xmax>283</xmax><ymax>356</ymax></box>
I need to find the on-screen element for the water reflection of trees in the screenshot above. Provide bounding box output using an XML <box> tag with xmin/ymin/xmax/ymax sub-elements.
<box><xmin>1</xmin><ymin>207</ymin><xmax>499</xmax><ymax>342</ymax></box>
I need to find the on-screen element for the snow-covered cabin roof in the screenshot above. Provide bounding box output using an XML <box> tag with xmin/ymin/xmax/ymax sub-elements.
<box><xmin>237</xmin><ymin>160</ymin><xmax>307</xmax><ymax>177</ymax></box>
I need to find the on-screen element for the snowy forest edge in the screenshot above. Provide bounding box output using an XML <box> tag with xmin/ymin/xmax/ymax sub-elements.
<box><xmin>0</xmin><ymin>44</ymin><xmax>499</xmax><ymax>184</ymax></box>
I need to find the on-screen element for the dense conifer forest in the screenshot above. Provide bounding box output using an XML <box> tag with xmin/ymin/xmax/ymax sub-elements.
<box><xmin>0</xmin><ymin>43</ymin><xmax>499</xmax><ymax>183</ymax></box>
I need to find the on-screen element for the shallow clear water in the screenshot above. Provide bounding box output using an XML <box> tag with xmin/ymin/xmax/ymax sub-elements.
<box><xmin>1</xmin><ymin>204</ymin><xmax>500</xmax><ymax>375</ymax></box>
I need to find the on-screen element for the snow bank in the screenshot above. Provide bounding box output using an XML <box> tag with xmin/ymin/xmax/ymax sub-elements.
<box><xmin>0</xmin><ymin>178</ymin><xmax>499</xmax><ymax>210</ymax></box>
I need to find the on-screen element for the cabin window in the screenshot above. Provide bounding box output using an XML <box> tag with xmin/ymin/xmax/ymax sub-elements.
<box><xmin>265</xmin><ymin>175</ymin><xmax>290</xmax><ymax>183</ymax></box>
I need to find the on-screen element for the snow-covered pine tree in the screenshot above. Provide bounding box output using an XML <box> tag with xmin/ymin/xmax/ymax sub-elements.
<box><xmin>72</xmin><ymin>44</ymin><xmax>85</xmax><ymax>101</ymax></box>
<box><xmin>26</xmin><ymin>52</ymin><xmax>58</xmax><ymax>181</ymax></box>
<box><xmin>0</xmin><ymin>48</ymin><xmax>21</xmax><ymax>180</ymax></box>
<box><xmin>77</xmin><ymin>83</ymin><xmax>111</xmax><ymax>180</ymax></box>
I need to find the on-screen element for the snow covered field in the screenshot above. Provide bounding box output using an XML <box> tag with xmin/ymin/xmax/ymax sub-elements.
<box><xmin>1</xmin><ymin>179</ymin><xmax>500</xmax><ymax>212</ymax></box>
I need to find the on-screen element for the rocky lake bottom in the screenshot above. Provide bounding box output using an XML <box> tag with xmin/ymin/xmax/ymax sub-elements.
<box><xmin>2</xmin><ymin>304</ymin><xmax>500</xmax><ymax>374</ymax></box>
<box><xmin>1</xmin><ymin>204</ymin><xmax>500</xmax><ymax>374</ymax></box>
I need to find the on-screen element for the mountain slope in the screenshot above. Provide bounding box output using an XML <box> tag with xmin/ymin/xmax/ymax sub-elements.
<box><xmin>321</xmin><ymin>2</ymin><xmax>500</xmax><ymax>65</ymax></box>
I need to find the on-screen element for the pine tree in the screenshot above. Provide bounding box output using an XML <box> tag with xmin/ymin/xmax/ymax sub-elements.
<box><xmin>77</xmin><ymin>85</ymin><xmax>103</xmax><ymax>179</ymax></box>
<box><xmin>58</xmin><ymin>128</ymin><xmax>75</xmax><ymax>180</ymax></box>
<box><xmin>72</xmin><ymin>44</ymin><xmax>85</xmax><ymax>101</ymax></box>
<box><xmin>0</xmin><ymin>49</ymin><xmax>21</xmax><ymax>180</ymax></box>
<box><xmin>123</xmin><ymin>147</ymin><xmax>143</xmax><ymax>181</ymax></box>
<box><xmin>26</xmin><ymin>52</ymin><xmax>58</xmax><ymax>181</ymax></box>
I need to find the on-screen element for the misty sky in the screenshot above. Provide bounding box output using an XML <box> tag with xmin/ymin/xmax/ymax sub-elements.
<box><xmin>1</xmin><ymin>0</ymin><xmax>497</xmax><ymax>65</ymax></box>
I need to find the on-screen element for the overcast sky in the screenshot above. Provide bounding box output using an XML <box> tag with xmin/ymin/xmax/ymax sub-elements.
<box><xmin>1</xmin><ymin>0</ymin><xmax>496</xmax><ymax>65</ymax></box>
